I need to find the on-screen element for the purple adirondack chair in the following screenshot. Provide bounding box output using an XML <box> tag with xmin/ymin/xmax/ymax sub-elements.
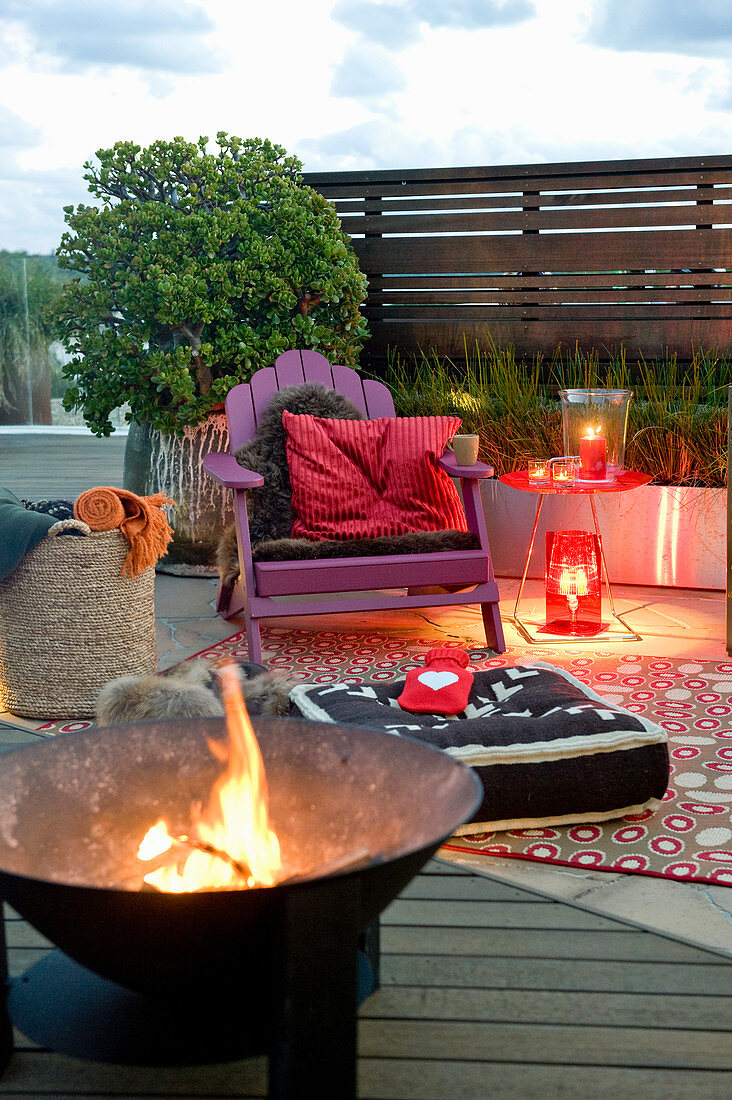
<box><xmin>202</xmin><ymin>350</ymin><xmax>505</xmax><ymax>664</ymax></box>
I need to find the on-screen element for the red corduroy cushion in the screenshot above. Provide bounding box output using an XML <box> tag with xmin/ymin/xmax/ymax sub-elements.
<box><xmin>282</xmin><ymin>412</ymin><xmax>467</xmax><ymax>540</ymax></box>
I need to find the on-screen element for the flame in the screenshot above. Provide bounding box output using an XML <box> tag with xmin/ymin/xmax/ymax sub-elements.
<box><xmin>137</xmin><ymin>663</ymin><xmax>281</xmax><ymax>892</ymax></box>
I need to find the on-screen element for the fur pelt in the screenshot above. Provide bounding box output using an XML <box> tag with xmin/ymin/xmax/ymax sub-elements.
<box><xmin>233</xmin><ymin>382</ymin><xmax>366</xmax><ymax>548</ymax></box>
<box><xmin>217</xmin><ymin>524</ymin><xmax>480</xmax><ymax>586</ymax></box>
<box><xmin>95</xmin><ymin>658</ymin><xmax>294</xmax><ymax>726</ymax></box>
<box><xmin>252</xmin><ymin>528</ymin><xmax>480</xmax><ymax>561</ymax></box>
<box><xmin>216</xmin><ymin>381</ymin><xmax>479</xmax><ymax>591</ymax></box>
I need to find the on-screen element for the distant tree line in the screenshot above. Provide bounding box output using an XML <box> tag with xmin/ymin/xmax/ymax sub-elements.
<box><xmin>0</xmin><ymin>251</ymin><xmax>69</xmax><ymax>425</ymax></box>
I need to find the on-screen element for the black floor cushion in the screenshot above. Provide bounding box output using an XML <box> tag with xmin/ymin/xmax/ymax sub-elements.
<box><xmin>290</xmin><ymin>663</ymin><xmax>670</xmax><ymax>831</ymax></box>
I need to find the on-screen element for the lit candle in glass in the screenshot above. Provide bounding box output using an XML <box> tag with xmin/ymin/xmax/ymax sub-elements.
<box><xmin>528</xmin><ymin>459</ymin><xmax>550</xmax><ymax>484</ymax></box>
<box><xmin>579</xmin><ymin>427</ymin><xmax>606</xmax><ymax>480</ymax></box>
<box><xmin>551</xmin><ymin>459</ymin><xmax>575</xmax><ymax>485</ymax></box>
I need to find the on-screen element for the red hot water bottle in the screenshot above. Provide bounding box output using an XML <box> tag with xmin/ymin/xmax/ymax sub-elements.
<box><xmin>397</xmin><ymin>648</ymin><xmax>474</xmax><ymax>715</ymax></box>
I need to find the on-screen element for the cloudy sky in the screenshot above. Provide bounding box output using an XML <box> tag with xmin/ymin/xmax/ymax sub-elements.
<box><xmin>0</xmin><ymin>0</ymin><xmax>730</xmax><ymax>253</ymax></box>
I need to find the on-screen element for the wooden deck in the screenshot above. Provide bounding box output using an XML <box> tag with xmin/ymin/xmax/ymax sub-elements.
<box><xmin>2</xmin><ymin>860</ymin><xmax>731</xmax><ymax>1098</ymax></box>
<box><xmin>0</xmin><ymin>431</ymin><xmax>126</xmax><ymax>500</ymax></box>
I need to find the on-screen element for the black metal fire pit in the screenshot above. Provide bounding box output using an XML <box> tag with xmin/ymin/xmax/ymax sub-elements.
<box><xmin>0</xmin><ymin>716</ymin><xmax>480</xmax><ymax>1097</ymax></box>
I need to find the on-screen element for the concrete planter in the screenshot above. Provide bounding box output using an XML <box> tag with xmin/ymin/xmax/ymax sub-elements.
<box><xmin>481</xmin><ymin>479</ymin><xmax>725</xmax><ymax>591</ymax></box>
<box><xmin>123</xmin><ymin>415</ymin><xmax>233</xmax><ymax>574</ymax></box>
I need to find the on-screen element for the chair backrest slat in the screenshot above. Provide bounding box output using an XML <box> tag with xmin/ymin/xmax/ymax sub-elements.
<box><xmin>363</xmin><ymin>377</ymin><xmax>396</xmax><ymax>418</ymax></box>
<box><xmin>273</xmin><ymin>350</ymin><xmax>307</xmax><ymax>389</ymax></box>
<box><xmin>301</xmin><ymin>351</ymin><xmax>336</xmax><ymax>388</ymax></box>
<box><xmin>249</xmin><ymin>366</ymin><xmax>280</xmax><ymax>424</ymax></box>
<box><xmin>225</xmin><ymin>353</ymin><xmax>396</xmax><ymax>452</ymax></box>
<box><xmin>224</xmin><ymin>383</ymin><xmax>256</xmax><ymax>452</ymax></box>
<box><xmin>329</xmin><ymin>364</ymin><xmax>368</xmax><ymax>415</ymax></box>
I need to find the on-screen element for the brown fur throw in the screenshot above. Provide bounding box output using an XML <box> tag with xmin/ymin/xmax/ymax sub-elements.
<box><xmin>234</xmin><ymin>382</ymin><xmax>366</xmax><ymax>547</ymax></box>
<box><xmin>217</xmin><ymin>381</ymin><xmax>479</xmax><ymax>591</ymax></box>
<box><xmin>95</xmin><ymin>659</ymin><xmax>294</xmax><ymax>725</ymax></box>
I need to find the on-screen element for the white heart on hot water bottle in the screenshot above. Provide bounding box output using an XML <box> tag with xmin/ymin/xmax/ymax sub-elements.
<box><xmin>418</xmin><ymin>671</ymin><xmax>459</xmax><ymax>692</ymax></box>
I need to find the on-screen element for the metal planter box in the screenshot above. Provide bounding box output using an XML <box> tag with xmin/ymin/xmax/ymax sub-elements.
<box><xmin>481</xmin><ymin>480</ymin><xmax>725</xmax><ymax>591</ymax></box>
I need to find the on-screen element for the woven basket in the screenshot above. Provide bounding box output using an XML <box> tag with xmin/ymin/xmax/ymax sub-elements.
<box><xmin>0</xmin><ymin>521</ymin><xmax>156</xmax><ymax>719</ymax></box>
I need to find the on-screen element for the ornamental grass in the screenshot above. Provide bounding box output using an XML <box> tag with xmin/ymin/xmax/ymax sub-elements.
<box><xmin>382</xmin><ymin>340</ymin><xmax>730</xmax><ymax>488</ymax></box>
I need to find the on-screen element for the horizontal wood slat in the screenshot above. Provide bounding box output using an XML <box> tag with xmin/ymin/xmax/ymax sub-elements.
<box><xmin>333</xmin><ymin>186</ymin><xmax>732</xmax><ymax>214</ymax></box>
<box><xmin>306</xmin><ymin>154</ymin><xmax>732</xmax><ymax>361</ymax></box>
<box><xmin>357</xmin><ymin>1061</ymin><xmax>732</xmax><ymax>1100</ymax></box>
<box><xmin>364</xmin><ymin>319</ymin><xmax>732</xmax><ymax>359</ymax></box>
<box><xmin>382</xmin><ymin>898</ymin><xmax>622</xmax><ymax>930</ymax></box>
<box><xmin>364</xmin><ymin>304</ymin><xmax>732</xmax><ymax>321</ymax></box>
<box><xmin>380</xmin><ymin>926</ymin><xmax>720</xmax><ymax>962</ymax></box>
<box><xmin>316</xmin><ymin>168</ymin><xmax>732</xmax><ymax>197</ymax></box>
<box><xmin>360</xmin><ymin>986</ymin><xmax>730</xmax><ymax>1030</ymax></box>
<box><xmin>383</xmin><ymin>272</ymin><xmax>732</xmax><ymax>289</ymax></box>
<box><xmin>358</xmin><ymin>1018</ymin><xmax>732</xmax><ymax>1068</ymax></box>
<box><xmin>340</xmin><ymin>204</ymin><xmax>732</xmax><ymax>236</ymax></box>
<box><xmin>368</xmin><ymin>288</ymin><xmax>732</xmax><ymax>305</ymax></box>
<box><xmin>351</xmin><ymin>229</ymin><xmax>731</xmax><ymax>274</ymax></box>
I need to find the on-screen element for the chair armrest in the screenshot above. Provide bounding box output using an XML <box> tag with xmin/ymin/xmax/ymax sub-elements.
<box><xmin>202</xmin><ymin>452</ymin><xmax>265</xmax><ymax>489</ymax></box>
<box><xmin>439</xmin><ymin>452</ymin><xmax>494</xmax><ymax>479</ymax></box>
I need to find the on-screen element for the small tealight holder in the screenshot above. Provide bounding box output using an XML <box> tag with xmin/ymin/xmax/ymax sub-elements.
<box><xmin>527</xmin><ymin>459</ymin><xmax>550</xmax><ymax>485</ymax></box>
<box><xmin>550</xmin><ymin>458</ymin><xmax>575</xmax><ymax>486</ymax></box>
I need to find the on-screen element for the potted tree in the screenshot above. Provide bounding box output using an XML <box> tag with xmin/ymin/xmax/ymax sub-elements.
<box><xmin>54</xmin><ymin>133</ymin><xmax>369</xmax><ymax>568</ymax></box>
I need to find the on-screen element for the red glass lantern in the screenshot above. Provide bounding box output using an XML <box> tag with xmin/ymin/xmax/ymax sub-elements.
<box><xmin>543</xmin><ymin>530</ymin><xmax>603</xmax><ymax>636</ymax></box>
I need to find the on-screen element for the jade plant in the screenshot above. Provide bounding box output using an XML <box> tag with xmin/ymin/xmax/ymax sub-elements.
<box><xmin>55</xmin><ymin>133</ymin><xmax>369</xmax><ymax>435</ymax></box>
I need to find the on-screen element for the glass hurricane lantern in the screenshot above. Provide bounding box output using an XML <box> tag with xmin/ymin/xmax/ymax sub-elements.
<box><xmin>559</xmin><ymin>389</ymin><xmax>633</xmax><ymax>481</ymax></box>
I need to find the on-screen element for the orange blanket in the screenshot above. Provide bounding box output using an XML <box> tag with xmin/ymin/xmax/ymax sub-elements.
<box><xmin>74</xmin><ymin>487</ymin><xmax>175</xmax><ymax>577</ymax></box>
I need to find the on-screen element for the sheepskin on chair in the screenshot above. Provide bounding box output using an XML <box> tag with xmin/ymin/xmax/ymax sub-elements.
<box><xmin>217</xmin><ymin>382</ymin><xmax>480</xmax><ymax>592</ymax></box>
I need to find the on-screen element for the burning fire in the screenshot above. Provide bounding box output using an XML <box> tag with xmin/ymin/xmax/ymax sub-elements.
<box><xmin>137</xmin><ymin>663</ymin><xmax>282</xmax><ymax>892</ymax></box>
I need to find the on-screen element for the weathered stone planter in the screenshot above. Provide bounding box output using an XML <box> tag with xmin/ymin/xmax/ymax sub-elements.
<box><xmin>123</xmin><ymin>415</ymin><xmax>233</xmax><ymax>574</ymax></box>
<box><xmin>481</xmin><ymin>480</ymin><xmax>725</xmax><ymax>591</ymax></box>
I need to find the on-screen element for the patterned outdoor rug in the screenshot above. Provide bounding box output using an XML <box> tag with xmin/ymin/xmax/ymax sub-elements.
<box><xmin>25</xmin><ymin>625</ymin><xmax>732</xmax><ymax>886</ymax></box>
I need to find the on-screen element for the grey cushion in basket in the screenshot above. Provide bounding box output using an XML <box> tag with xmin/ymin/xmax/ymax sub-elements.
<box><xmin>290</xmin><ymin>663</ymin><xmax>670</xmax><ymax>833</ymax></box>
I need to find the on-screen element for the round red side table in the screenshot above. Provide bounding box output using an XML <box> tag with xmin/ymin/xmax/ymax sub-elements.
<box><xmin>499</xmin><ymin>469</ymin><xmax>652</xmax><ymax>643</ymax></box>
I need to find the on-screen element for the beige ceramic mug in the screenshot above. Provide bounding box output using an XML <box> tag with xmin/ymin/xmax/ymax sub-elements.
<box><xmin>451</xmin><ymin>434</ymin><xmax>480</xmax><ymax>465</ymax></box>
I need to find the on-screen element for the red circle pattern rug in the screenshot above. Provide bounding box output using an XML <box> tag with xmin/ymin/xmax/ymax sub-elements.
<box><xmin>35</xmin><ymin>626</ymin><xmax>732</xmax><ymax>887</ymax></box>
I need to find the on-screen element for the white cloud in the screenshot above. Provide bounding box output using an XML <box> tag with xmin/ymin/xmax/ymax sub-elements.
<box><xmin>0</xmin><ymin>104</ymin><xmax>40</xmax><ymax>148</ymax></box>
<box><xmin>331</xmin><ymin>43</ymin><xmax>407</xmax><ymax>98</ymax></box>
<box><xmin>587</xmin><ymin>0</ymin><xmax>732</xmax><ymax>58</ymax></box>
<box><xmin>332</xmin><ymin>0</ymin><xmax>421</xmax><ymax>48</ymax></box>
<box><xmin>0</xmin><ymin>0</ymin><xmax>225</xmax><ymax>75</ymax></box>
<box><xmin>333</xmin><ymin>0</ymin><xmax>535</xmax><ymax>47</ymax></box>
<box><xmin>415</xmin><ymin>0</ymin><xmax>536</xmax><ymax>31</ymax></box>
<box><xmin>0</xmin><ymin>164</ymin><xmax>87</xmax><ymax>252</ymax></box>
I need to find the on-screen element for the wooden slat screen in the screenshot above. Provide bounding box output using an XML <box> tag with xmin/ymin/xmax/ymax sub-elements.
<box><xmin>304</xmin><ymin>154</ymin><xmax>732</xmax><ymax>365</ymax></box>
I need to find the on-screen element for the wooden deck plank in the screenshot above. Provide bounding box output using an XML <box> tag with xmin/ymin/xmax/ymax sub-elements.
<box><xmin>383</xmin><ymin>899</ymin><xmax>626</xmax><ymax>931</ymax></box>
<box><xmin>0</xmin><ymin>433</ymin><xmax>126</xmax><ymax>499</ymax></box>
<box><xmin>381</xmin><ymin>926</ymin><xmax>719</xmax><ymax>962</ymax></box>
<box><xmin>382</xmin><ymin>955</ymin><xmax>732</xmax><ymax>995</ymax></box>
<box><xmin>397</xmin><ymin>875</ymin><xmax>552</xmax><ymax>901</ymax></box>
<box><xmin>2</xmin><ymin>862</ymin><xmax>731</xmax><ymax>1097</ymax></box>
<box><xmin>0</xmin><ymin>1051</ymin><xmax>268</xmax><ymax>1096</ymax></box>
<box><xmin>360</xmin><ymin>987</ymin><xmax>731</xmax><ymax>1030</ymax></box>
<box><xmin>358</xmin><ymin>1019</ymin><xmax>732</xmax><ymax>1068</ymax></box>
<box><xmin>358</xmin><ymin>1061</ymin><xmax>732</xmax><ymax>1100</ymax></box>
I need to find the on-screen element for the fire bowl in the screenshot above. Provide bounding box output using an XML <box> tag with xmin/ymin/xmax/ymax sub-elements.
<box><xmin>0</xmin><ymin>716</ymin><xmax>480</xmax><ymax>997</ymax></box>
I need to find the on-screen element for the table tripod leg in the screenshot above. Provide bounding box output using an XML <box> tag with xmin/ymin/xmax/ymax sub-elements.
<box><xmin>589</xmin><ymin>496</ymin><xmax>642</xmax><ymax>642</ymax></box>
